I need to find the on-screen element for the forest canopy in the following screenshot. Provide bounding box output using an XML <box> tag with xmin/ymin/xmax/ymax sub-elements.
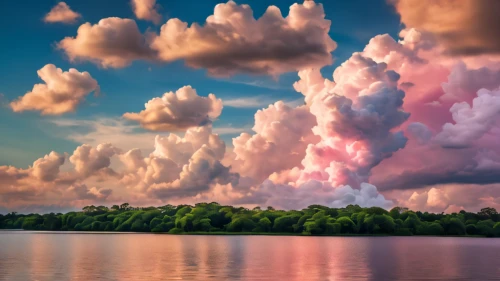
<box><xmin>1</xmin><ymin>203</ymin><xmax>500</xmax><ymax>237</ymax></box>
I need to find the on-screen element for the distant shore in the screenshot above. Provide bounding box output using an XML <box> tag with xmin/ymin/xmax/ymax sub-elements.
<box><xmin>2</xmin><ymin>203</ymin><xmax>500</xmax><ymax>237</ymax></box>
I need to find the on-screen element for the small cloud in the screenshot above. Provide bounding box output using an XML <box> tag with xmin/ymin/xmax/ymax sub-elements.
<box><xmin>123</xmin><ymin>86</ymin><xmax>223</xmax><ymax>131</ymax></box>
<box><xmin>44</xmin><ymin>2</ymin><xmax>81</xmax><ymax>24</ymax></box>
<box><xmin>10</xmin><ymin>64</ymin><xmax>99</xmax><ymax>115</ymax></box>
<box><xmin>131</xmin><ymin>0</ymin><xmax>162</xmax><ymax>25</ymax></box>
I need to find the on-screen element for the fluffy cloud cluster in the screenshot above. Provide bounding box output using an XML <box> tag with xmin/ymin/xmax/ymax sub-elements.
<box><xmin>131</xmin><ymin>0</ymin><xmax>162</xmax><ymax>24</ymax></box>
<box><xmin>58</xmin><ymin>18</ymin><xmax>155</xmax><ymax>68</ymax></box>
<box><xmin>391</xmin><ymin>0</ymin><xmax>500</xmax><ymax>56</ymax></box>
<box><xmin>120</xmin><ymin>124</ymin><xmax>238</xmax><ymax>199</ymax></box>
<box><xmin>69</xmin><ymin>143</ymin><xmax>121</xmax><ymax>178</ymax></box>
<box><xmin>44</xmin><ymin>2</ymin><xmax>81</xmax><ymax>24</ymax></box>
<box><xmin>58</xmin><ymin>1</ymin><xmax>336</xmax><ymax>76</ymax></box>
<box><xmin>278</xmin><ymin>53</ymin><xmax>409</xmax><ymax>189</ymax></box>
<box><xmin>230</xmin><ymin>101</ymin><xmax>319</xmax><ymax>182</ymax></box>
<box><xmin>123</xmin><ymin>86</ymin><xmax>223</xmax><ymax>131</ymax></box>
<box><xmin>10</xmin><ymin>64</ymin><xmax>99</xmax><ymax>115</ymax></box>
<box><xmin>356</xmin><ymin>27</ymin><xmax>500</xmax><ymax>213</ymax></box>
<box><xmin>32</xmin><ymin>152</ymin><xmax>66</xmax><ymax>182</ymax></box>
<box><xmin>435</xmin><ymin>88</ymin><xmax>500</xmax><ymax>148</ymax></box>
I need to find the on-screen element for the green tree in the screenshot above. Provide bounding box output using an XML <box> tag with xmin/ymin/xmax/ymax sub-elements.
<box><xmin>336</xmin><ymin>217</ymin><xmax>357</xmax><ymax>234</ymax></box>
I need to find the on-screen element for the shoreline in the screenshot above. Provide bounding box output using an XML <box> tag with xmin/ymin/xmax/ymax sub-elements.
<box><xmin>0</xmin><ymin>229</ymin><xmax>492</xmax><ymax>238</ymax></box>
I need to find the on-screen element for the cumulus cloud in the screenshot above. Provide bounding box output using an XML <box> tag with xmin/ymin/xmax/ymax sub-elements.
<box><xmin>0</xmin><ymin>152</ymin><xmax>68</xmax><ymax>207</ymax></box>
<box><xmin>44</xmin><ymin>2</ymin><xmax>81</xmax><ymax>24</ymax></box>
<box><xmin>69</xmin><ymin>143</ymin><xmax>121</xmax><ymax>178</ymax></box>
<box><xmin>150</xmin><ymin>0</ymin><xmax>336</xmax><ymax>76</ymax></box>
<box><xmin>289</xmin><ymin>53</ymin><xmax>409</xmax><ymax>187</ymax></box>
<box><xmin>58</xmin><ymin>18</ymin><xmax>155</xmax><ymax>68</ymax></box>
<box><xmin>435</xmin><ymin>88</ymin><xmax>500</xmax><ymax>148</ymax></box>
<box><xmin>441</xmin><ymin>62</ymin><xmax>500</xmax><ymax>102</ymax></box>
<box><xmin>390</xmin><ymin>183</ymin><xmax>500</xmax><ymax>213</ymax></box>
<box><xmin>242</xmin><ymin>180</ymin><xmax>392</xmax><ymax>210</ymax></box>
<box><xmin>131</xmin><ymin>0</ymin><xmax>162</xmax><ymax>24</ymax></box>
<box><xmin>59</xmin><ymin>1</ymin><xmax>336</xmax><ymax>76</ymax></box>
<box><xmin>391</xmin><ymin>0</ymin><xmax>500</xmax><ymax>56</ymax></box>
<box><xmin>9</xmin><ymin>64</ymin><xmax>99</xmax><ymax>115</ymax></box>
<box><xmin>231</xmin><ymin>101</ymin><xmax>319</xmax><ymax>182</ymax></box>
<box><xmin>119</xmin><ymin>125</ymin><xmax>238</xmax><ymax>199</ymax></box>
<box><xmin>31</xmin><ymin>152</ymin><xmax>66</xmax><ymax>181</ymax></box>
<box><xmin>123</xmin><ymin>86</ymin><xmax>223</xmax><ymax>131</ymax></box>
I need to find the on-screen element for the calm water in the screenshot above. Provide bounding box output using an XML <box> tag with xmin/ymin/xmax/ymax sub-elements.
<box><xmin>0</xmin><ymin>232</ymin><xmax>499</xmax><ymax>281</ymax></box>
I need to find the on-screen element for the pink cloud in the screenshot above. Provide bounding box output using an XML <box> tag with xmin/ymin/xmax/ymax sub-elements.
<box><xmin>58</xmin><ymin>1</ymin><xmax>336</xmax><ymax>76</ymax></box>
<box><xmin>10</xmin><ymin>64</ymin><xmax>99</xmax><ymax>115</ymax></box>
<box><xmin>435</xmin><ymin>88</ymin><xmax>500</xmax><ymax>148</ymax></box>
<box><xmin>58</xmin><ymin>18</ymin><xmax>155</xmax><ymax>68</ymax></box>
<box><xmin>387</xmin><ymin>183</ymin><xmax>500</xmax><ymax>213</ymax></box>
<box><xmin>131</xmin><ymin>0</ymin><xmax>162</xmax><ymax>24</ymax></box>
<box><xmin>123</xmin><ymin>86</ymin><xmax>223</xmax><ymax>131</ymax></box>
<box><xmin>69</xmin><ymin>143</ymin><xmax>121</xmax><ymax>178</ymax></box>
<box><xmin>230</xmin><ymin>101</ymin><xmax>318</xmax><ymax>182</ymax></box>
<box><xmin>44</xmin><ymin>2</ymin><xmax>81</xmax><ymax>24</ymax></box>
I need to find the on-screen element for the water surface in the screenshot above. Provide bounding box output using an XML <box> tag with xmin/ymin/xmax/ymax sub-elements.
<box><xmin>0</xmin><ymin>231</ymin><xmax>499</xmax><ymax>281</ymax></box>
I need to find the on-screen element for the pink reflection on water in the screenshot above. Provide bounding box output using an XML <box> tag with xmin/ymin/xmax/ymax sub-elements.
<box><xmin>1</xmin><ymin>232</ymin><xmax>500</xmax><ymax>280</ymax></box>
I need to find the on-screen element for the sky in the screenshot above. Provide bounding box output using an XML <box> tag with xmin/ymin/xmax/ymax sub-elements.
<box><xmin>1</xmin><ymin>0</ymin><xmax>500</xmax><ymax>214</ymax></box>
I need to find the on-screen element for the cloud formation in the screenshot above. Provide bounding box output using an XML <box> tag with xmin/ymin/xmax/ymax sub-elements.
<box><xmin>58</xmin><ymin>1</ymin><xmax>336</xmax><ymax>76</ymax></box>
<box><xmin>131</xmin><ymin>0</ymin><xmax>162</xmax><ymax>24</ymax></box>
<box><xmin>123</xmin><ymin>86</ymin><xmax>223</xmax><ymax>131</ymax></box>
<box><xmin>10</xmin><ymin>64</ymin><xmax>99</xmax><ymax>115</ymax></box>
<box><xmin>231</xmin><ymin>101</ymin><xmax>318</xmax><ymax>182</ymax></box>
<box><xmin>435</xmin><ymin>88</ymin><xmax>500</xmax><ymax>148</ymax></box>
<box><xmin>69</xmin><ymin>143</ymin><xmax>121</xmax><ymax>178</ymax></box>
<box><xmin>150</xmin><ymin>0</ymin><xmax>336</xmax><ymax>76</ymax></box>
<box><xmin>287</xmin><ymin>53</ymin><xmax>409</xmax><ymax>188</ymax></box>
<box><xmin>243</xmin><ymin>181</ymin><xmax>392</xmax><ymax>210</ymax></box>
<box><xmin>44</xmin><ymin>2</ymin><xmax>81</xmax><ymax>24</ymax></box>
<box><xmin>58</xmin><ymin>18</ymin><xmax>155</xmax><ymax>68</ymax></box>
<box><xmin>119</xmin><ymin>124</ymin><xmax>238</xmax><ymax>199</ymax></box>
<box><xmin>391</xmin><ymin>0</ymin><xmax>500</xmax><ymax>56</ymax></box>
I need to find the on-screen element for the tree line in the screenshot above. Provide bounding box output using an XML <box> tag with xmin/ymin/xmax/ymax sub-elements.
<box><xmin>1</xmin><ymin>203</ymin><xmax>500</xmax><ymax>237</ymax></box>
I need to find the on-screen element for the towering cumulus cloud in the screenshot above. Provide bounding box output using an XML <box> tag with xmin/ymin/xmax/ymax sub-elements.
<box><xmin>391</xmin><ymin>0</ymin><xmax>500</xmax><ymax>55</ymax></box>
<box><xmin>123</xmin><ymin>86</ymin><xmax>223</xmax><ymax>131</ymax></box>
<box><xmin>44</xmin><ymin>2</ymin><xmax>81</xmax><ymax>24</ymax></box>
<box><xmin>223</xmin><ymin>51</ymin><xmax>408</xmax><ymax>209</ymax></box>
<box><xmin>279</xmin><ymin>53</ymin><xmax>409</xmax><ymax>188</ymax></box>
<box><xmin>58</xmin><ymin>1</ymin><xmax>336</xmax><ymax>76</ymax></box>
<box><xmin>10</xmin><ymin>64</ymin><xmax>99</xmax><ymax>115</ymax></box>
<box><xmin>131</xmin><ymin>0</ymin><xmax>162</xmax><ymax>24</ymax></box>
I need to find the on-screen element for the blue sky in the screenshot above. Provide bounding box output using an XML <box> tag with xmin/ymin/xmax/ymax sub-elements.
<box><xmin>0</xmin><ymin>0</ymin><xmax>401</xmax><ymax>167</ymax></box>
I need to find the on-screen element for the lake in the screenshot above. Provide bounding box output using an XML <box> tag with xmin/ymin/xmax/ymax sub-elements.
<box><xmin>0</xmin><ymin>232</ymin><xmax>499</xmax><ymax>281</ymax></box>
